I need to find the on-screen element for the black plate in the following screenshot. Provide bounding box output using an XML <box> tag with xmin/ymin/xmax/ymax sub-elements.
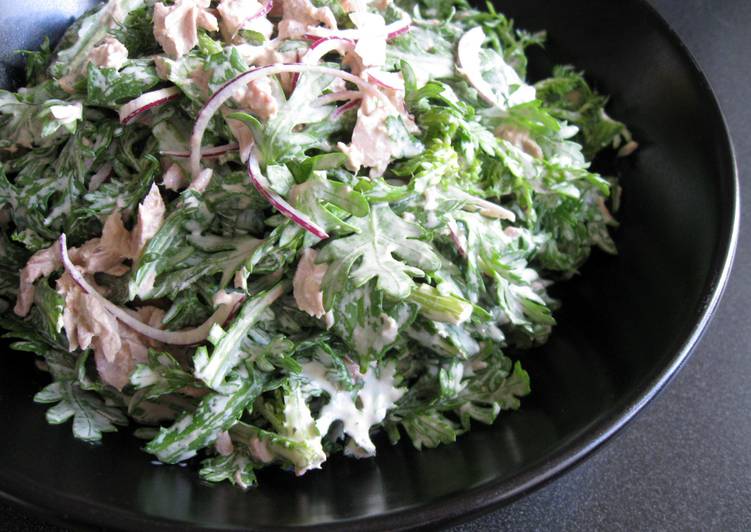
<box><xmin>0</xmin><ymin>0</ymin><xmax>738</xmax><ymax>530</ymax></box>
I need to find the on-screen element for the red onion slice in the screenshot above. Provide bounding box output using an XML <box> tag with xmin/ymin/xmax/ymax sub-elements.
<box><xmin>447</xmin><ymin>218</ymin><xmax>467</xmax><ymax>258</ymax></box>
<box><xmin>161</xmin><ymin>143</ymin><xmax>240</xmax><ymax>159</ymax></box>
<box><xmin>247</xmin><ymin>152</ymin><xmax>329</xmax><ymax>240</ymax></box>
<box><xmin>302</xmin><ymin>37</ymin><xmax>355</xmax><ymax>65</ymax></box>
<box><xmin>386</xmin><ymin>20</ymin><xmax>411</xmax><ymax>40</ymax></box>
<box><xmin>190</xmin><ymin>63</ymin><xmax>384</xmax><ymax>180</ymax></box>
<box><xmin>303</xmin><ymin>14</ymin><xmax>411</xmax><ymax>41</ymax></box>
<box><xmin>289</xmin><ymin>51</ymin><xmax>302</xmax><ymax>93</ymax></box>
<box><xmin>119</xmin><ymin>87</ymin><xmax>181</xmax><ymax>125</ymax></box>
<box><xmin>331</xmin><ymin>98</ymin><xmax>362</xmax><ymax>119</ymax></box>
<box><xmin>246</xmin><ymin>0</ymin><xmax>273</xmax><ymax>21</ymax></box>
<box><xmin>58</xmin><ymin>234</ymin><xmax>245</xmax><ymax>346</ymax></box>
<box><xmin>315</xmin><ymin>90</ymin><xmax>362</xmax><ymax>106</ymax></box>
<box><xmin>364</xmin><ymin>69</ymin><xmax>404</xmax><ymax>91</ymax></box>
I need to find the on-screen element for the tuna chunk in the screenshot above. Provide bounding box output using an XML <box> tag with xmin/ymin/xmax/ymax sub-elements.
<box><xmin>235</xmin><ymin>41</ymin><xmax>299</xmax><ymax>93</ymax></box>
<box><xmin>14</xmin><ymin>245</ymin><xmax>62</xmax><ymax>317</ymax></box>
<box><xmin>337</xmin><ymin>95</ymin><xmax>394</xmax><ymax>177</ymax></box>
<box><xmin>153</xmin><ymin>0</ymin><xmax>219</xmax><ymax>59</ymax></box>
<box><xmin>496</xmin><ymin>126</ymin><xmax>543</xmax><ymax>159</ymax></box>
<box><xmin>293</xmin><ymin>249</ymin><xmax>328</xmax><ymax>318</ymax></box>
<box><xmin>57</xmin><ymin>273</ymin><xmax>122</xmax><ymax>365</ymax></box>
<box><xmin>93</xmin><ymin>306</ymin><xmax>165</xmax><ymax>391</ymax></box>
<box><xmin>59</xmin><ymin>36</ymin><xmax>129</xmax><ymax>93</ymax></box>
<box><xmin>75</xmin><ymin>184</ymin><xmax>165</xmax><ymax>270</ymax></box>
<box><xmin>217</xmin><ymin>0</ymin><xmax>274</xmax><ymax>42</ymax></box>
<box><xmin>277</xmin><ymin>0</ymin><xmax>337</xmax><ymax>39</ymax></box>
<box><xmin>74</xmin><ymin>212</ymin><xmax>132</xmax><ymax>277</ymax></box>
<box><xmin>131</xmin><ymin>184</ymin><xmax>166</xmax><ymax>258</ymax></box>
<box><xmin>233</xmin><ymin>77</ymin><xmax>279</xmax><ymax>121</ymax></box>
<box><xmin>89</xmin><ymin>36</ymin><xmax>129</xmax><ymax>70</ymax></box>
<box><xmin>162</xmin><ymin>163</ymin><xmax>188</xmax><ymax>192</ymax></box>
<box><xmin>14</xmin><ymin>187</ymin><xmax>165</xmax><ymax>318</ymax></box>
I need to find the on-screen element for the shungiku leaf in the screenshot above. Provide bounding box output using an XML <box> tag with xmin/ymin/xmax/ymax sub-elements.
<box><xmin>318</xmin><ymin>204</ymin><xmax>442</xmax><ymax>308</ymax></box>
<box><xmin>34</xmin><ymin>381</ymin><xmax>128</xmax><ymax>442</ymax></box>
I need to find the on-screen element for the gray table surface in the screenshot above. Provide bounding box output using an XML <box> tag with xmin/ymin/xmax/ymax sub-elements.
<box><xmin>3</xmin><ymin>0</ymin><xmax>751</xmax><ymax>530</ymax></box>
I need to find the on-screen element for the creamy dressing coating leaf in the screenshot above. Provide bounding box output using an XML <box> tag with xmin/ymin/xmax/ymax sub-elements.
<box><xmin>0</xmin><ymin>0</ymin><xmax>632</xmax><ymax>485</ymax></box>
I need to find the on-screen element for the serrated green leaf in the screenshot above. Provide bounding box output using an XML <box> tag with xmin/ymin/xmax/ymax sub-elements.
<box><xmin>199</xmin><ymin>451</ymin><xmax>257</xmax><ymax>489</ymax></box>
<box><xmin>146</xmin><ymin>366</ymin><xmax>265</xmax><ymax>464</ymax></box>
<box><xmin>319</xmin><ymin>204</ymin><xmax>441</xmax><ymax>307</ymax></box>
<box><xmin>34</xmin><ymin>381</ymin><xmax>128</xmax><ymax>442</ymax></box>
<box><xmin>292</xmin><ymin>171</ymin><xmax>369</xmax><ymax>236</ymax></box>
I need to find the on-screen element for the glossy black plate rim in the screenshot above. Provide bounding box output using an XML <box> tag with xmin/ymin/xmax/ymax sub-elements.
<box><xmin>0</xmin><ymin>0</ymin><xmax>740</xmax><ymax>530</ymax></box>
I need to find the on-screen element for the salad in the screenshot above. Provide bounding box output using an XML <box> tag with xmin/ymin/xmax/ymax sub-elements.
<box><xmin>0</xmin><ymin>0</ymin><xmax>635</xmax><ymax>487</ymax></box>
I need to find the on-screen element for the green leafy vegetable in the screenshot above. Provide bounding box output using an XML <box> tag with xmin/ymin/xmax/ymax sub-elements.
<box><xmin>318</xmin><ymin>204</ymin><xmax>442</xmax><ymax>307</ymax></box>
<box><xmin>0</xmin><ymin>0</ymin><xmax>632</xmax><ymax>489</ymax></box>
<box><xmin>194</xmin><ymin>283</ymin><xmax>287</xmax><ymax>391</ymax></box>
<box><xmin>34</xmin><ymin>381</ymin><xmax>128</xmax><ymax>442</ymax></box>
<box><xmin>146</xmin><ymin>366</ymin><xmax>264</xmax><ymax>463</ymax></box>
<box><xmin>85</xmin><ymin>60</ymin><xmax>160</xmax><ymax>107</ymax></box>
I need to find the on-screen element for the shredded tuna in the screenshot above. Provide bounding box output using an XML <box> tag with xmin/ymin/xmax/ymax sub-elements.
<box><xmin>153</xmin><ymin>0</ymin><xmax>219</xmax><ymax>59</ymax></box>
<box><xmin>14</xmin><ymin>213</ymin><xmax>130</xmax><ymax>318</ymax></box>
<box><xmin>57</xmin><ymin>3</ymin><xmax>131</xmax><ymax>93</ymax></box>
<box><xmin>337</xmin><ymin>94</ymin><xmax>397</xmax><ymax>177</ymax></box>
<box><xmin>235</xmin><ymin>42</ymin><xmax>300</xmax><ymax>94</ymax></box>
<box><xmin>74</xmin><ymin>212</ymin><xmax>132</xmax><ymax>276</ymax></box>
<box><xmin>154</xmin><ymin>56</ymin><xmax>172</xmax><ymax>81</ymax></box>
<box><xmin>131</xmin><ymin>184</ymin><xmax>166</xmax><ymax>258</ymax></box>
<box><xmin>190</xmin><ymin>65</ymin><xmax>212</xmax><ymax>99</ymax></box>
<box><xmin>14</xmin><ymin>245</ymin><xmax>63</xmax><ymax>317</ymax></box>
<box><xmin>218</xmin><ymin>0</ymin><xmax>274</xmax><ymax>43</ymax></box>
<box><xmin>89</xmin><ymin>36</ymin><xmax>129</xmax><ymax>70</ymax></box>
<box><xmin>233</xmin><ymin>77</ymin><xmax>279</xmax><ymax>121</ymax></box>
<box><xmin>235</xmin><ymin>42</ymin><xmax>300</xmax><ymax>93</ymax></box>
<box><xmin>496</xmin><ymin>126</ymin><xmax>543</xmax><ymax>159</ymax></box>
<box><xmin>293</xmin><ymin>249</ymin><xmax>328</xmax><ymax>318</ymax></box>
<box><xmin>14</xmin><ymin>186</ymin><xmax>165</xmax><ymax>319</ymax></box>
<box><xmin>277</xmin><ymin>0</ymin><xmax>337</xmax><ymax>39</ymax></box>
<box><xmin>59</xmin><ymin>36</ymin><xmax>129</xmax><ymax>92</ymax></box>
<box><xmin>57</xmin><ymin>272</ymin><xmax>122</xmax><ymax>364</ymax></box>
<box><xmin>74</xmin><ymin>186</ymin><xmax>165</xmax><ymax>273</ymax></box>
<box><xmin>235</xmin><ymin>42</ymin><xmax>285</xmax><ymax>66</ymax></box>
<box><xmin>162</xmin><ymin>163</ymin><xmax>188</xmax><ymax>191</ymax></box>
<box><xmin>215</xmin><ymin>431</ymin><xmax>235</xmax><ymax>456</ymax></box>
<box><xmin>93</xmin><ymin>306</ymin><xmax>165</xmax><ymax>390</ymax></box>
<box><xmin>374</xmin><ymin>75</ymin><xmax>418</xmax><ymax>132</ymax></box>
